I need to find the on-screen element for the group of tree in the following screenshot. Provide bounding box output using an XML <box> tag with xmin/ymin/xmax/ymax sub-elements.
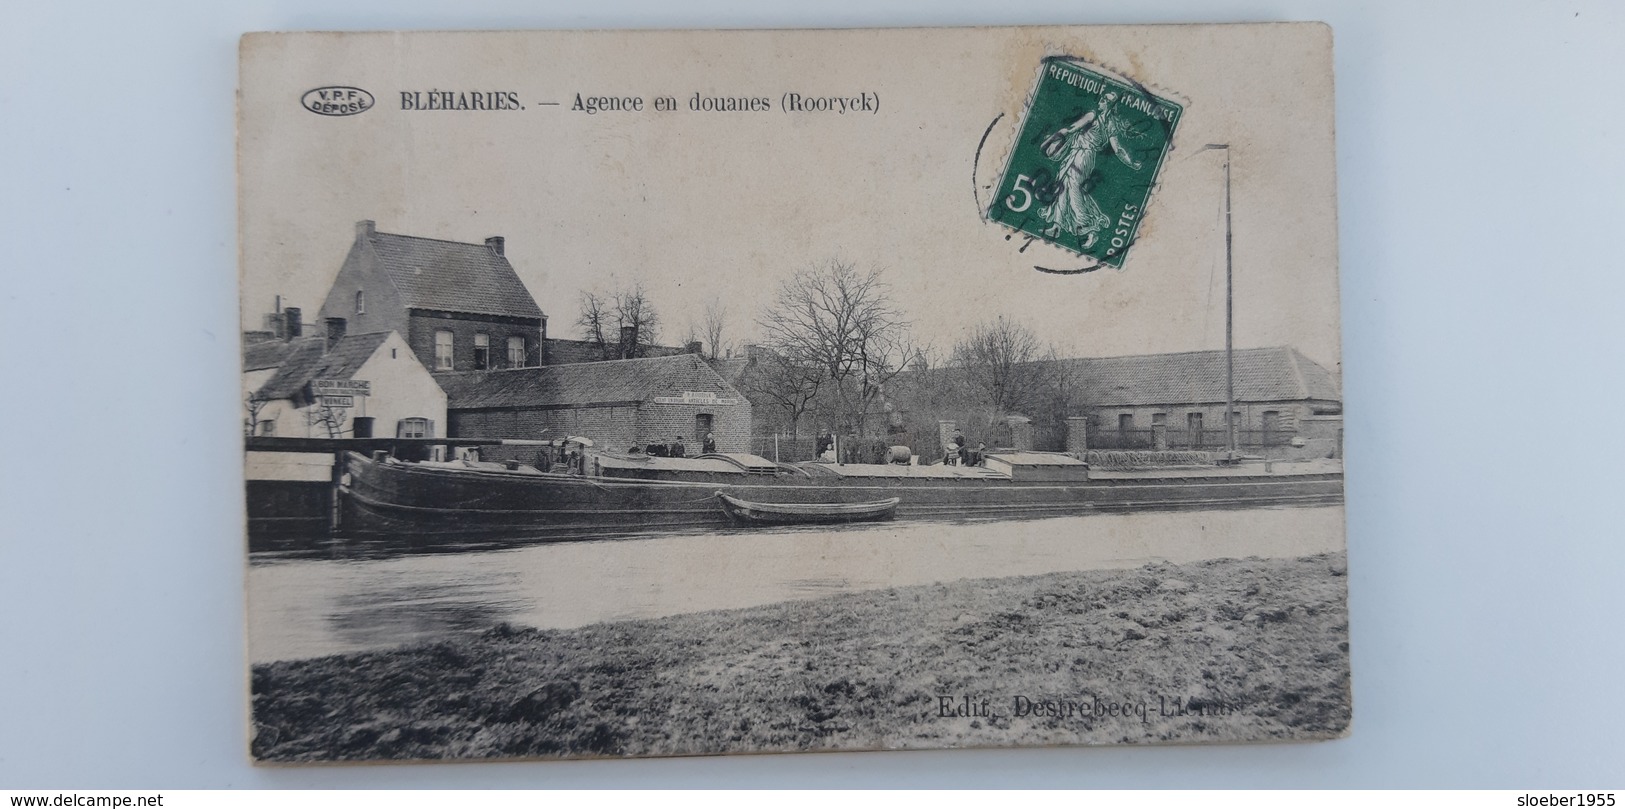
<box><xmin>576</xmin><ymin>283</ymin><xmax>664</xmax><ymax>359</ymax></box>
<box><xmin>677</xmin><ymin>300</ymin><xmax>731</xmax><ymax>361</ymax></box>
<box><xmin>744</xmin><ymin>259</ymin><xmax>1069</xmax><ymax>449</ymax></box>
<box><xmin>938</xmin><ymin>315</ymin><xmax>1066</xmax><ymax>442</ymax></box>
<box><xmin>572</xmin><ymin>261</ymin><xmax>1071</xmax><ymax>452</ymax></box>
<box><xmin>751</xmin><ymin>259</ymin><xmax>917</xmax><ymax>441</ymax></box>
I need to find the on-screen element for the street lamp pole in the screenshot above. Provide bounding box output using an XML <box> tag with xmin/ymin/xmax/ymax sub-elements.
<box><xmin>1199</xmin><ymin>144</ymin><xmax>1236</xmax><ymax>459</ymax></box>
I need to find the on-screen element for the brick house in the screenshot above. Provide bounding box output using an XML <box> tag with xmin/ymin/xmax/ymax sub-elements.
<box><xmin>1051</xmin><ymin>346</ymin><xmax>1342</xmax><ymax>453</ymax></box>
<box><xmin>870</xmin><ymin>345</ymin><xmax>1342</xmax><ymax>457</ymax></box>
<box><xmin>437</xmin><ymin>353</ymin><xmax>752</xmax><ymax>460</ymax></box>
<box><xmin>316</xmin><ymin>220</ymin><xmax>547</xmax><ymax>373</ymax></box>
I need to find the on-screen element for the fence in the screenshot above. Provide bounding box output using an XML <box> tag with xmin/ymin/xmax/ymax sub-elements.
<box><xmin>749</xmin><ymin>434</ymin><xmax>820</xmax><ymax>463</ymax></box>
<box><xmin>1085</xmin><ymin>428</ymin><xmax>1297</xmax><ymax>451</ymax></box>
<box><xmin>749</xmin><ymin>433</ymin><xmax>917</xmax><ymax>464</ymax></box>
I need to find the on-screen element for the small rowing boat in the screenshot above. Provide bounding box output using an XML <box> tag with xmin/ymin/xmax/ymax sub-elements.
<box><xmin>716</xmin><ymin>492</ymin><xmax>901</xmax><ymax>525</ymax></box>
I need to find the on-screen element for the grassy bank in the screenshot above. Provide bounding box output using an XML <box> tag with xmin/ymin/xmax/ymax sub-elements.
<box><xmin>252</xmin><ymin>553</ymin><xmax>1350</xmax><ymax>762</ymax></box>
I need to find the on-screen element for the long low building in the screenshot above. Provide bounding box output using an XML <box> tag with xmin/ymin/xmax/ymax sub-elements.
<box><xmin>437</xmin><ymin>352</ymin><xmax>752</xmax><ymax>460</ymax></box>
<box><xmin>1054</xmin><ymin>346</ymin><xmax>1342</xmax><ymax>451</ymax></box>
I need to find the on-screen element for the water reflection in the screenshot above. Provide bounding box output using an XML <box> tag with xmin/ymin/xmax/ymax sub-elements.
<box><xmin>327</xmin><ymin>579</ymin><xmax>528</xmax><ymax>653</ymax></box>
<box><xmin>247</xmin><ymin>505</ymin><xmax>1344</xmax><ymax>663</ymax></box>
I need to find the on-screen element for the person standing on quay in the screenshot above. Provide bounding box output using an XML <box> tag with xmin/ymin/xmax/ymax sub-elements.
<box><xmin>948</xmin><ymin>429</ymin><xmax>967</xmax><ymax>466</ymax></box>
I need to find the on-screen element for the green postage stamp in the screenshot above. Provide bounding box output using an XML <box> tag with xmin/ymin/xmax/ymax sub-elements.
<box><xmin>989</xmin><ymin>58</ymin><xmax>1184</xmax><ymax>268</ymax></box>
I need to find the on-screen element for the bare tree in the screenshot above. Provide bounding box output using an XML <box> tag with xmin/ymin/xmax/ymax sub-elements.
<box><xmin>757</xmin><ymin>259</ymin><xmax>913</xmax><ymax>438</ymax></box>
<box><xmin>613</xmin><ymin>283</ymin><xmax>661</xmax><ymax>356</ymax></box>
<box><xmin>702</xmin><ymin>299</ymin><xmax>728</xmax><ymax>360</ymax></box>
<box><xmin>739</xmin><ymin>348</ymin><xmax>825</xmax><ymax>438</ymax></box>
<box><xmin>678</xmin><ymin>320</ymin><xmax>702</xmax><ymax>352</ymax></box>
<box><xmin>576</xmin><ymin>290</ymin><xmax>611</xmax><ymax>350</ymax></box>
<box><xmin>951</xmin><ymin>316</ymin><xmax>1059</xmax><ymax>417</ymax></box>
<box><xmin>244</xmin><ymin>394</ymin><xmax>268</xmax><ymax>437</ymax></box>
<box><xmin>578</xmin><ymin>284</ymin><xmax>663</xmax><ymax>358</ymax></box>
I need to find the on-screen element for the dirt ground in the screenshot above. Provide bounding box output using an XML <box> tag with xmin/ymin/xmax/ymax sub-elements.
<box><xmin>251</xmin><ymin>552</ymin><xmax>1350</xmax><ymax>762</ymax></box>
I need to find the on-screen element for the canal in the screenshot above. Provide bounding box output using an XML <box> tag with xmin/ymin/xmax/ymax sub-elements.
<box><xmin>246</xmin><ymin>505</ymin><xmax>1344</xmax><ymax>663</ymax></box>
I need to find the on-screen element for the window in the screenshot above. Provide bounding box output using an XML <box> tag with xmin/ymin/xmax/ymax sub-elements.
<box><xmin>1118</xmin><ymin>413</ymin><xmax>1134</xmax><ymax>434</ymax></box>
<box><xmin>397</xmin><ymin>418</ymin><xmax>433</xmax><ymax>439</ymax></box>
<box><xmin>1262</xmin><ymin>410</ymin><xmax>1282</xmax><ymax>444</ymax></box>
<box><xmin>507</xmin><ymin>335</ymin><xmax>526</xmax><ymax>368</ymax></box>
<box><xmin>257</xmin><ymin>419</ymin><xmax>276</xmax><ymax>436</ymax></box>
<box><xmin>473</xmin><ymin>333</ymin><xmax>489</xmax><ymax>370</ymax></box>
<box><xmin>354</xmin><ymin>290</ymin><xmax>365</xmax><ymax>314</ymax></box>
<box><xmin>434</xmin><ymin>330</ymin><xmax>453</xmax><ymax>370</ymax></box>
<box><xmin>1151</xmin><ymin>413</ymin><xmax>1166</xmax><ymax>426</ymax></box>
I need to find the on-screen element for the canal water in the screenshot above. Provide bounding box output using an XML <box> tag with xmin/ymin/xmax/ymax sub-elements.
<box><xmin>246</xmin><ymin>505</ymin><xmax>1344</xmax><ymax>663</ymax></box>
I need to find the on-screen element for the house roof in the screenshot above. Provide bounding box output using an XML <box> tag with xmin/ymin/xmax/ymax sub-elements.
<box><xmin>1051</xmin><ymin>346</ymin><xmax>1340</xmax><ymax>406</ymax></box>
<box><xmin>369</xmin><ymin>231</ymin><xmax>544</xmax><ymax>320</ymax></box>
<box><xmin>710</xmin><ymin>355</ymin><xmax>751</xmax><ymax>387</ymax></box>
<box><xmin>250</xmin><ymin>332</ymin><xmax>392</xmax><ymax>401</ymax></box>
<box><xmin>243</xmin><ymin>338</ymin><xmax>301</xmax><ymax>372</ymax></box>
<box><xmin>439</xmin><ymin>352</ymin><xmax>740</xmax><ymax>409</ymax></box>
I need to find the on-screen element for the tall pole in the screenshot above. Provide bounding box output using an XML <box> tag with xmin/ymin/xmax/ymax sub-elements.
<box><xmin>1224</xmin><ymin>149</ymin><xmax>1236</xmax><ymax>458</ymax></box>
<box><xmin>1196</xmin><ymin>143</ymin><xmax>1236</xmax><ymax>460</ymax></box>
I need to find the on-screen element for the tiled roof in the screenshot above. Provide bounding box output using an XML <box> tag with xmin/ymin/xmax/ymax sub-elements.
<box><xmin>440</xmin><ymin>353</ymin><xmax>740</xmax><ymax>409</ymax></box>
<box><xmin>243</xmin><ymin>338</ymin><xmax>301</xmax><ymax>372</ymax></box>
<box><xmin>1051</xmin><ymin>347</ymin><xmax>1340</xmax><ymax>406</ymax></box>
<box><xmin>370</xmin><ymin>231</ymin><xmax>544</xmax><ymax>320</ymax></box>
<box><xmin>251</xmin><ymin>332</ymin><xmax>392</xmax><ymax>401</ymax></box>
<box><xmin>710</xmin><ymin>355</ymin><xmax>751</xmax><ymax>387</ymax></box>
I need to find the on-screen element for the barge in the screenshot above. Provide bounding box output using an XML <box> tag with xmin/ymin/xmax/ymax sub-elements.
<box><xmin>330</xmin><ymin>448</ymin><xmax>1343</xmax><ymax>546</ymax></box>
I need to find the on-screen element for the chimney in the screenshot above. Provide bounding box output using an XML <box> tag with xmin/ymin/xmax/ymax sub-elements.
<box><xmin>356</xmin><ymin>220</ymin><xmax>375</xmax><ymax>239</ymax></box>
<box><xmin>283</xmin><ymin>307</ymin><xmax>302</xmax><ymax>340</ymax></box>
<box><xmin>485</xmin><ymin>236</ymin><xmax>505</xmax><ymax>257</ymax></box>
<box><xmin>619</xmin><ymin>324</ymin><xmax>638</xmax><ymax>359</ymax></box>
<box><xmin>686</xmin><ymin>340</ymin><xmax>703</xmax><ymax>355</ymax></box>
<box><xmin>325</xmin><ymin>317</ymin><xmax>347</xmax><ymax>353</ymax></box>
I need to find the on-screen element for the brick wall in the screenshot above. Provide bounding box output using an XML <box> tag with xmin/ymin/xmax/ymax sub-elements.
<box><xmin>1065</xmin><ymin>417</ymin><xmax>1089</xmax><ymax>453</ymax></box>
<box><xmin>545</xmin><ymin>338</ymin><xmax>609</xmax><ymax>365</ymax></box>
<box><xmin>408</xmin><ymin>311</ymin><xmax>543</xmax><ymax>372</ymax></box>
<box><xmin>316</xmin><ymin>234</ymin><xmax>411</xmax><ymax>341</ymax></box>
<box><xmin>545</xmin><ymin>337</ymin><xmax>694</xmax><ymax>366</ymax></box>
<box><xmin>449</xmin><ymin>399</ymin><xmax>752</xmax><ymax>461</ymax></box>
<box><xmin>637</xmin><ymin>401</ymin><xmax>752</xmax><ymax>453</ymax></box>
<box><xmin>1085</xmin><ymin>401</ymin><xmax>1317</xmax><ymax>433</ymax></box>
<box><xmin>1296</xmin><ymin>415</ymin><xmax>1344</xmax><ymax>459</ymax></box>
<box><xmin>448</xmin><ymin>404</ymin><xmax>642</xmax><ymax>462</ymax></box>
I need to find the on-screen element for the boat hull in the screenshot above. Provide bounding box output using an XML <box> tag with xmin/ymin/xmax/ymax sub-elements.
<box><xmin>332</xmin><ymin>453</ymin><xmax>1343</xmax><ymax>547</ymax></box>
<box><xmin>717</xmin><ymin>493</ymin><xmax>901</xmax><ymax>525</ymax></box>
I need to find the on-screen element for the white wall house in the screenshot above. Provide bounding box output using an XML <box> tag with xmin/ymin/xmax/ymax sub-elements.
<box><xmin>243</xmin><ymin>326</ymin><xmax>447</xmax><ymax>480</ymax></box>
<box><xmin>245</xmin><ymin>328</ymin><xmax>446</xmax><ymax>440</ymax></box>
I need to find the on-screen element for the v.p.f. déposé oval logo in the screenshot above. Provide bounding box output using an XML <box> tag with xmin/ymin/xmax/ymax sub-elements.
<box><xmin>301</xmin><ymin>86</ymin><xmax>375</xmax><ymax>116</ymax></box>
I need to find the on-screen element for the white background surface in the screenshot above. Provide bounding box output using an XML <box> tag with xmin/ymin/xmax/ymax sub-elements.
<box><xmin>2</xmin><ymin>0</ymin><xmax>1623</xmax><ymax>788</ymax></box>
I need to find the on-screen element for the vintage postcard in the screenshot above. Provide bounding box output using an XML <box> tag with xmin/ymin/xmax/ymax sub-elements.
<box><xmin>240</xmin><ymin>24</ymin><xmax>1348</xmax><ymax>763</ymax></box>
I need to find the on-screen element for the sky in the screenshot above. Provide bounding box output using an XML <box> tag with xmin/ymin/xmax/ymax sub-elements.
<box><xmin>240</xmin><ymin>25</ymin><xmax>1342</xmax><ymax>372</ymax></box>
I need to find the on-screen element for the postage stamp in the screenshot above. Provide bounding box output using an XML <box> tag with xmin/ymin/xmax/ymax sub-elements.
<box><xmin>987</xmin><ymin>58</ymin><xmax>1184</xmax><ymax>268</ymax></box>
